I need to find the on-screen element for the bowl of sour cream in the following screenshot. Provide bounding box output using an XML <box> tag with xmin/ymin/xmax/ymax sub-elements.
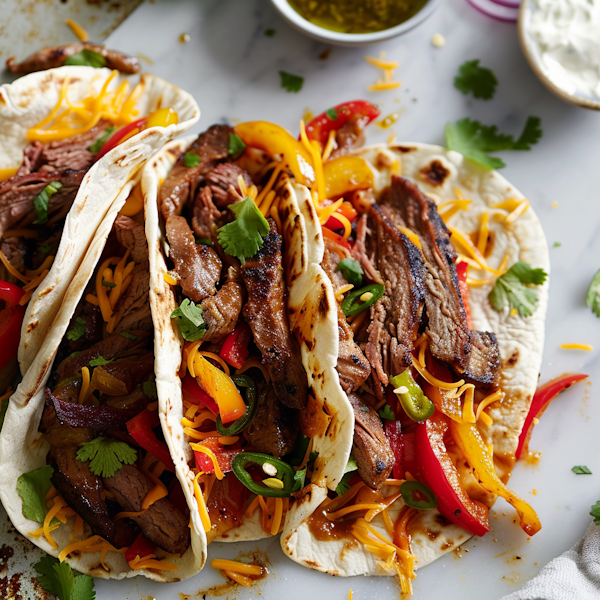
<box><xmin>518</xmin><ymin>0</ymin><xmax>600</xmax><ymax>110</ymax></box>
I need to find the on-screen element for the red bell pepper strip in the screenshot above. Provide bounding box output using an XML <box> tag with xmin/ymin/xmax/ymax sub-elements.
<box><xmin>124</xmin><ymin>532</ymin><xmax>155</xmax><ymax>562</ymax></box>
<box><xmin>414</xmin><ymin>412</ymin><xmax>489</xmax><ymax>537</ymax></box>
<box><xmin>126</xmin><ymin>409</ymin><xmax>175</xmax><ymax>471</ymax></box>
<box><xmin>304</xmin><ymin>100</ymin><xmax>381</xmax><ymax>147</ymax></box>
<box><xmin>516</xmin><ymin>373</ymin><xmax>588</xmax><ymax>460</ymax></box>
<box><xmin>324</xmin><ymin>201</ymin><xmax>358</xmax><ymax>231</ymax></box>
<box><xmin>456</xmin><ymin>261</ymin><xmax>472</xmax><ymax>328</ymax></box>
<box><xmin>384</xmin><ymin>421</ymin><xmax>418</xmax><ymax>480</ymax></box>
<box><xmin>181</xmin><ymin>373</ymin><xmax>219</xmax><ymax>415</ymax></box>
<box><xmin>95</xmin><ymin>117</ymin><xmax>147</xmax><ymax>161</ymax></box>
<box><xmin>322</xmin><ymin>226</ymin><xmax>352</xmax><ymax>251</ymax></box>
<box><xmin>193</xmin><ymin>437</ymin><xmax>241</xmax><ymax>474</ymax></box>
<box><xmin>0</xmin><ymin>281</ymin><xmax>25</xmax><ymax>372</ymax></box>
<box><xmin>219</xmin><ymin>322</ymin><xmax>252</xmax><ymax>369</ymax></box>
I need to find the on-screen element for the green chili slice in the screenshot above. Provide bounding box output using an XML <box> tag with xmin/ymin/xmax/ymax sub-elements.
<box><xmin>231</xmin><ymin>452</ymin><xmax>296</xmax><ymax>498</ymax></box>
<box><xmin>400</xmin><ymin>480</ymin><xmax>437</xmax><ymax>510</ymax></box>
<box><xmin>389</xmin><ymin>369</ymin><xmax>434</xmax><ymax>422</ymax></box>
<box><xmin>216</xmin><ymin>374</ymin><xmax>258</xmax><ymax>436</ymax></box>
<box><xmin>341</xmin><ymin>283</ymin><xmax>385</xmax><ymax>317</ymax></box>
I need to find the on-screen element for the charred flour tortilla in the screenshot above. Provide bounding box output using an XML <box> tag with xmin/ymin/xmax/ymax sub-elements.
<box><xmin>0</xmin><ymin>66</ymin><xmax>200</xmax><ymax>373</ymax></box>
<box><xmin>281</xmin><ymin>142</ymin><xmax>549</xmax><ymax>576</ymax></box>
<box><xmin>142</xmin><ymin>138</ymin><xmax>353</xmax><ymax>544</ymax></box>
<box><xmin>0</xmin><ymin>71</ymin><xmax>203</xmax><ymax>581</ymax></box>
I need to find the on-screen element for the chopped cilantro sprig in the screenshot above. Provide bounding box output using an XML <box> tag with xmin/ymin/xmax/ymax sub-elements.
<box><xmin>454</xmin><ymin>59</ymin><xmax>498</xmax><ymax>100</ymax></box>
<box><xmin>489</xmin><ymin>261</ymin><xmax>547</xmax><ymax>317</ymax></box>
<box><xmin>35</xmin><ymin>555</ymin><xmax>96</xmax><ymax>600</ymax></box>
<box><xmin>76</xmin><ymin>436</ymin><xmax>137</xmax><ymax>478</ymax></box>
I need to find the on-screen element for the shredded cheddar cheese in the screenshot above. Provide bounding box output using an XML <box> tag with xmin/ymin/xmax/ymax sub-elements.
<box><xmin>190</xmin><ymin>443</ymin><xmax>224</xmax><ymax>480</ymax></box>
<box><xmin>212</xmin><ymin>559</ymin><xmax>264</xmax><ymax>576</ymax></box>
<box><xmin>271</xmin><ymin>497</ymin><xmax>284</xmax><ymax>535</ymax></box>
<box><xmin>65</xmin><ymin>18</ymin><xmax>89</xmax><ymax>41</ymax></box>
<box><xmin>397</xmin><ymin>226</ymin><xmax>421</xmax><ymax>249</ymax></box>
<box><xmin>193</xmin><ymin>472</ymin><xmax>212</xmax><ymax>532</ymax></box>
<box><xmin>411</xmin><ymin>356</ymin><xmax>464</xmax><ymax>390</ymax></box>
<box><xmin>560</xmin><ymin>343</ymin><xmax>593</xmax><ymax>351</ymax></box>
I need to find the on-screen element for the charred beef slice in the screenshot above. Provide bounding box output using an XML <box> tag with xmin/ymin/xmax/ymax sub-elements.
<box><xmin>383</xmin><ymin>176</ymin><xmax>500</xmax><ymax>386</ymax></box>
<box><xmin>348</xmin><ymin>393</ymin><xmax>394</xmax><ymax>490</ymax></box>
<box><xmin>240</xmin><ymin>218</ymin><xmax>308</xmax><ymax>410</ymax></box>
<box><xmin>365</xmin><ymin>202</ymin><xmax>427</xmax><ymax>399</ymax></box>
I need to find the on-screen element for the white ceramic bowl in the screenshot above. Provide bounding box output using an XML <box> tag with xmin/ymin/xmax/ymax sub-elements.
<box><xmin>269</xmin><ymin>0</ymin><xmax>441</xmax><ymax>46</ymax></box>
<box><xmin>518</xmin><ymin>0</ymin><xmax>600</xmax><ymax>110</ymax></box>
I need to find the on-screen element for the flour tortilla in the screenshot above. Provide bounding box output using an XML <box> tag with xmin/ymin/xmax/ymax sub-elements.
<box><xmin>0</xmin><ymin>69</ymin><xmax>204</xmax><ymax>581</ymax></box>
<box><xmin>143</xmin><ymin>140</ymin><xmax>354</xmax><ymax>544</ymax></box>
<box><xmin>281</xmin><ymin>142</ymin><xmax>549</xmax><ymax>576</ymax></box>
<box><xmin>0</xmin><ymin>65</ymin><xmax>200</xmax><ymax>373</ymax></box>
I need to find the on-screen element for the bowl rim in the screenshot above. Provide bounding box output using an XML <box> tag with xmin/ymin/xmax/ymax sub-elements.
<box><xmin>517</xmin><ymin>0</ymin><xmax>600</xmax><ymax>111</ymax></box>
<box><xmin>269</xmin><ymin>0</ymin><xmax>441</xmax><ymax>43</ymax></box>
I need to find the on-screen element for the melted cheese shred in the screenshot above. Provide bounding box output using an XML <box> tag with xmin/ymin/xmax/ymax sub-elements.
<box><xmin>193</xmin><ymin>471</ymin><xmax>212</xmax><ymax>532</ymax></box>
<box><xmin>299</xmin><ymin>120</ymin><xmax>325</xmax><ymax>202</ymax></box>
<box><xmin>42</xmin><ymin>497</ymin><xmax>67</xmax><ymax>549</ymax></box>
<box><xmin>129</xmin><ymin>554</ymin><xmax>178</xmax><ymax>572</ymax></box>
<box><xmin>190</xmin><ymin>443</ymin><xmax>224</xmax><ymax>479</ymax></box>
<box><xmin>212</xmin><ymin>559</ymin><xmax>265</xmax><ymax>576</ymax></box>
<box><xmin>475</xmin><ymin>390</ymin><xmax>505</xmax><ymax>422</ymax></box>
<box><xmin>411</xmin><ymin>355</ymin><xmax>464</xmax><ymax>390</ymax></box>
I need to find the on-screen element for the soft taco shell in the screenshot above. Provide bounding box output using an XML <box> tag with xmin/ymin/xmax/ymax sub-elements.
<box><xmin>281</xmin><ymin>142</ymin><xmax>549</xmax><ymax>576</ymax></box>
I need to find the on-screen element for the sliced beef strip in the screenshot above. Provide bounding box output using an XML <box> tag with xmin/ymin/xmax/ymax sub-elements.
<box><xmin>166</xmin><ymin>215</ymin><xmax>221</xmax><ymax>302</ymax></box>
<box><xmin>384</xmin><ymin>176</ymin><xmax>500</xmax><ymax>385</ymax></box>
<box><xmin>201</xmin><ymin>280</ymin><xmax>244</xmax><ymax>343</ymax></box>
<box><xmin>244</xmin><ymin>384</ymin><xmax>299</xmax><ymax>457</ymax></box>
<box><xmin>465</xmin><ymin>330</ymin><xmax>501</xmax><ymax>386</ymax></box>
<box><xmin>98</xmin><ymin>353</ymin><xmax>155</xmax><ymax>395</ymax></box>
<box><xmin>0</xmin><ymin>237</ymin><xmax>28</xmax><ymax>276</ymax></box>
<box><xmin>365</xmin><ymin>203</ymin><xmax>427</xmax><ymax>400</ymax></box>
<box><xmin>104</xmin><ymin>385</ymin><xmax>153</xmax><ymax>412</ymax></box>
<box><xmin>17</xmin><ymin>142</ymin><xmax>44</xmax><ymax>176</ymax></box>
<box><xmin>330</xmin><ymin>113</ymin><xmax>369</xmax><ymax>158</ymax></box>
<box><xmin>56</xmin><ymin>330</ymin><xmax>149</xmax><ymax>381</ymax></box>
<box><xmin>0</xmin><ymin>169</ymin><xmax>86</xmax><ymax>239</ymax></box>
<box><xmin>191</xmin><ymin>185</ymin><xmax>221</xmax><ymax>242</ymax></box>
<box><xmin>205</xmin><ymin>163</ymin><xmax>252</xmax><ymax>209</ymax></box>
<box><xmin>240</xmin><ymin>218</ymin><xmax>308</xmax><ymax>410</ymax></box>
<box><xmin>352</xmin><ymin>213</ymin><xmax>384</xmax><ymax>285</ymax></box>
<box><xmin>67</xmin><ymin>302</ymin><xmax>104</xmax><ymax>353</ymax></box>
<box><xmin>322</xmin><ymin>248</ymin><xmax>370</xmax><ymax>392</ymax></box>
<box><xmin>114</xmin><ymin>215</ymin><xmax>148</xmax><ymax>263</ymax></box>
<box><xmin>103</xmin><ymin>464</ymin><xmax>190</xmax><ymax>555</ymax></box>
<box><xmin>348</xmin><ymin>393</ymin><xmax>394</xmax><ymax>490</ymax></box>
<box><xmin>111</xmin><ymin>263</ymin><xmax>152</xmax><ymax>334</ymax></box>
<box><xmin>6</xmin><ymin>43</ymin><xmax>140</xmax><ymax>74</ymax></box>
<box><xmin>159</xmin><ymin>125</ymin><xmax>232</xmax><ymax>221</ymax></box>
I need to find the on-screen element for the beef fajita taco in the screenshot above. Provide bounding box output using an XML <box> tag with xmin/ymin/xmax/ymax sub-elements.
<box><xmin>0</xmin><ymin>65</ymin><xmax>198</xmax><ymax>378</ymax></box>
<box><xmin>261</xmin><ymin>102</ymin><xmax>551</xmax><ymax>592</ymax></box>
<box><xmin>141</xmin><ymin>126</ymin><xmax>353</xmax><ymax>563</ymax></box>
<box><xmin>0</xmin><ymin>178</ymin><xmax>206</xmax><ymax>582</ymax></box>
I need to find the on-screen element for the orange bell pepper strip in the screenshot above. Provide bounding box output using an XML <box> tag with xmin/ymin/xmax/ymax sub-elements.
<box><xmin>323</xmin><ymin>156</ymin><xmax>374</xmax><ymax>200</ymax></box>
<box><xmin>234</xmin><ymin>121</ymin><xmax>315</xmax><ymax>185</ymax></box>
<box><xmin>192</xmin><ymin>355</ymin><xmax>246</xmax><ymax>424</ymax></box>
<box><xmin>450</xmin><ymin>420</ymin><xmax>541</xmax><ymax>536</ymax></box>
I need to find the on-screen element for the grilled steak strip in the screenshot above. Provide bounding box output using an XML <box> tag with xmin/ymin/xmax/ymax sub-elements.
<box><xmin>115</xmin><ymin>215</ymin><xmax>149</xmax><ymax>263</ymax></box>
<box><xmin>159</xmin><ymin>125</ymin><xmax>232</xmax><ymax>220</ymax></box>
<box><xmin>385</xmin><ymin>177</ymin><xmax>500</xmax><ymax>385</ymax></box>
<box><xmin>200</xmin><ymin>279</ymin><xmax>244</xmax><ymax>343</ymax></box>
<box><xmin>244</xmin><ymin>384</ymin><xmax>299</xmax><ymax>457</ymax></box>
<box><xmin>240</xmin><ymin>219</ymin><xmax>308</xmax><ymax>410</ymax></box>
<box><xmin>365</xmin><ymin>203</ymin><xmax>427</xmax><ymax>400</ymax></box>
<box><xmin>205</xmin><ymin>163</ymin><xmax>252</xmax><ymax>209</ymax></box>
<box><xmin>103</xmin><ymin>465</ymin><xmax>190</xmax><ymax>555</ymax></box>
<box><xmin>166</xmin><ymin>215</ymin><xmax>221</xmax><ymax>302</ymax></box>
<box><xmin>6</xmin><ymin>43</ymin><xmax>140</xmax><ymax>74</ymax></box>
<box><xmin>348</xmin><ymin>393</ymin><xmax>394</xmax><ymax>490</ymax></box>
<box><xmin>322</xmin><ymin>248</ymin><xmax>371</xmax><ymax>392</ymax></box>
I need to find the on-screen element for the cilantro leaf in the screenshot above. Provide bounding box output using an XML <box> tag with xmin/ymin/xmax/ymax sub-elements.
<box><xmin>66</xmin><ymin>317</ymin><xmax>85</xmax><ymax>342</ymax></box>
<box><xmin>64</xmin><ymin>49</ymin><xmax>106</xmax><ymax>68</ymax></box>
<box><xmin>378</xmin><ymin>404</ymin><xmax>396</xmax><ymax>420</ymax></box>
<box><xmin>76</xmin><ymin>436</ymin><xmax>137</xmax><ymax>478</ymax></box>
<box><xmin>264</xmin><ymin>28</ymin><xmax>276</xmax><ymax>37</ymax></box>
<box><xmin>326</xmin><ymin>107</ymin><xmax>338</xmax><ymax>120</ymax></box>
<box><xmin>183</xmin><ymin>152</ymin><xmax>201</xmax><ymax>168</ymax></box>
<box><xmin>228</xmin><ymin>133</ymin><xmax>246</xmax><ymax>158</ymax></box>
<box><xmin>293</xmin><ymin>466</ymin><xmax>307</xmax><ymax>491</ymax></box>
<box><xmin>587</xmin><ymin>268</ymin><xmax>600</xmax><ymax>318</ymax></box>
<box><xmin>489</xmin><ymin>261</ymin><xmax>547</xmax><ymax>317</ymax></box>
<box><xmin>217</xmin><ymin>197</ymin><xmax>270</xmax><ymax>263</ymax></box>
<box><xmin>89</xmin><ymin>355</ymin><xmax>114</xmax><ymax>367</ymax></box>
<box><xmin>554</xmin><ymin>241</ymin><xmax>561</xmax><ymax>248</ymax></box>
<box><xmin>335</xmin><ymin>457</ymin><xmax>358</xmax><ymax>496</ymax></box>
<box><xmin>454</xmin><ymin>59</ymin><xmax>498</xmax><ymax>100</ymax></box>
<box><xmin>34</xmin><ymin>181</ymin><xmax>63</xmax><ymax>225</ymax></box>
<box><xmin>171</xmin><ymin>298</ymin><xmax>207</xmax><ymax>341</ymax></box>
<box><xmin>35</xmin><ymin>555</ymin><xmax>95</xmax><ymax>600</ymax></box>
<box><xmin>119</xmin><ymin>331</ymin><xmax>137</xmax><ymax>341</ymax></box>
<box><xmin>572</xmin><ymin>465</ymin><xmax>592</xmax><ymax>475</ymax></box>
<box><xmin>89</xmin><ymin>126</ymin><xmax>115</xmax><ymax>153</ymax></box>
<box><xmin>72</xmin><ymin>574</ymin><xmax>96</xmax><ymax>600</ymax></box>
<box><xmin>336</xmin><ymin>258</ymin><xmax>363</xmax><ymax>288</ymax></box>
<box><xmin>591</xmin><ymin>500</ymin><xmax>600</xmax><ymax>525</ymax></box>
<box><xmin>143</xmin><ymin>380</ymin><xmax>158</xmax><ymax>399</ymax></box>
<box><xmin>445</xmin><ymin>117</ymin><xmax>543</xmax><ymax>170</ymax></box>
<box><xmin>16</xmin><ymin>466</ymin><xmax>55</xmax><ymax>523</ymax></box>
<box><xmin>279</xmin><ymin>70</ymin><xmax>304</xmax><ymax>93</ymax></box>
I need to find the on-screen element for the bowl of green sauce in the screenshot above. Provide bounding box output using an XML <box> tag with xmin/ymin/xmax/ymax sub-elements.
<box><xmin>270</xmin><ymin>0</ymin><xmax>440</xmax><ymax>45</ymax></box>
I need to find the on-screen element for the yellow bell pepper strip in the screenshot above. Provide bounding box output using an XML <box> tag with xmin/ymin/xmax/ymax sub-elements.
<box><xmin>323</xmin><ymin>156</ymin><xmax>374</xmax><ymax>200</ymax></box>
<box><xmin>192</xmin><ymin>354</ymin><xmax>246</xmax><ymax>424</ymax></box>
<box><xmin>450</xmin><ymin>420</ymin><xmax>541</xmax><ymax>536</ymax></box>
<box><xmin>119</xmin><ymin>181</ymin><xmax>145</xmax><ymax>217</ymax></box>
<box><xmin>234</xmin><ymin>121</ymin><xmax>315</xmax><ymax>185</ymax></box>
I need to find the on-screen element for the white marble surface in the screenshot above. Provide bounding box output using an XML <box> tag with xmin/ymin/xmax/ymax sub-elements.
<box><xmin>4</xmin><ymin>0</ymin><xmax>600</xmax><ymax>598</ymax></box>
